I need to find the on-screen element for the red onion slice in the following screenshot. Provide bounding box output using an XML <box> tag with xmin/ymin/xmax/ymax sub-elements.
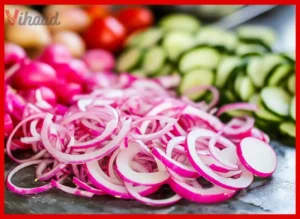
<box><xmin>116</xmin><ymin>143</ymin><xmax>170</xmax><ymax>186</ymax></box>
<box><xmin>169</xmin><ymin>177</ymin><xmax>237</xmax><ymax>203</ymax></box>
<box><xmin>237</xmin><ymin>137</ymin><xmax>277</xmax><ymax>177</ymax></box>
<box><xmin>6</xmin><ymin>160</ymin><xmax>53</xmax><ymax>195</ymax></box>
<box><xmin>124</xmin><ymin>182</ymin><xmax>181</xmax><ymax>207</ymax></box>
<box><xmin>186</xmin><ymin>129</ymin><xmax>253</xmax><ymax>189</ymax></box>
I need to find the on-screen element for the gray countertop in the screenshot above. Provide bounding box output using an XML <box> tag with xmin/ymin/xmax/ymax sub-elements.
<box><xmin>5</xmin><ymin>141</ymin><xmax>295</xmax><ymax>214</ymax></box>
<box><xmin>4</xmin><ymin>5</ymin><xmax>296</xmax><ymax>214</ymax></box>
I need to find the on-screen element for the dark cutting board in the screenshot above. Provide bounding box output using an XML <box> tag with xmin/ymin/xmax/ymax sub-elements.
<box><xmin>4</xmin><ymin>141</ymin><xmax>295</xmax><ymax>214</ymax></box>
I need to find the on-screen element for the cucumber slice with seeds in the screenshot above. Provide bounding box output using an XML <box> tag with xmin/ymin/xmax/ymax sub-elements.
<box><xmin>249</xmin><ymin>94</ymin><xmax>282</xmax><ymax>122</ymax></box>
<box><xmin>290</xmin><ymin>96</ymin><xmax>295</xmax><ymax>121</ymax></box>
<box><xmin>235</xmin><ymin>43</ymin><xmax>268</xmax><ymax>57</ymax></box>
<box><xmin>239</xmin><ymin>76</ymin><xmax>255</xmax><ymax>101</ymax></box>
<box><xmin>260</xmin><ymin>87</ymin><xmax>291</xmax><ymax>117</ymax></box>
<box><xmin>216</xmin><ymin>56</ymin><xmax>242</xmax><ymax>88</ymax></box>
<box><xmin>237</xmin><ymin>25</ymin><xmax>276</xmax><ymax>49</ymax></box>
<box><xmin>159</xmin><ymin>14</ymin><xmax>201</xmax><ymax>33</ymax></box>
<box><xmin>126</xmin><ymin>28</ymin><xmax>163</xmax><ymax>49</ymax></box>
<box><xmin>287</xmin><ymin>74</ymin><xmax>295</xmax><ymax>94</ymax></box>
<box><xmin>179</xmin><ymin>47</ymin><xmax>221</xmax><ymax>73</ymax></box>
<box><xmin>279</xmin><ymin>122</ymin><xmax>295</xmax><ymax>138</ymax></box>
<box><xmin>267</xmin><ymin>64</ymin><xmax>294</xmax><ymax>86</ymax></box>
<box><xmin>142</xmin><ymin>46</ymin><xmax>166</xmax><ymax>76</ymax></box>
<box><xmin>162</xmin><ymin>31</ymin><xmax>195</xmax><ymax>61</ymax></box>
<box><xmin>179</xmin><ymin>68</ymin><xmax>214</xmax><ymax>100</ymax></box>
<box><xmin>117</xmin><ymin>48</ymin><xmax>143</xmax><ymax>72</ymax></box>
<box><xmin>247</xmin><ymin>55</ymin><xmax>285</xmax><ymax>88</ymax></box>
<box><xmin>195</xmin><ymin>27</ymin><xmax>238</xmax><ymax>52</ymax></box>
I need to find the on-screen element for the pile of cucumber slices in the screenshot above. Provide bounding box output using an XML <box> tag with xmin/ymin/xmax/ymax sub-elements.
<box><xmin>116</xmin><ymin>14</ymin><xmax>296</xmax><ymax>140</ymax></box>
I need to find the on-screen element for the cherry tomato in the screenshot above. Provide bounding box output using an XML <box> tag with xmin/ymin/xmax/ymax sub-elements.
<box><xmin>116</xmin><ymin>7</ymin><xmax>153</xmax><ymax>34</ymax></box>
<box><xmin>85</xmin><ymin>5</ymin><xmax>111</xmax><ymax>20</ymax></box>
<box><xmin>83</xmin><ymin>16</ymin><xmax>126</xmax><ymax>53</ymax></box>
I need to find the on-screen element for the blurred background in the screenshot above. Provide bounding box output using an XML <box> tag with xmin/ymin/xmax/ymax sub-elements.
<box><xmin>4</xmin><ymin>5</ymin><xmax>295</xmax><ymax>58</ymax></box>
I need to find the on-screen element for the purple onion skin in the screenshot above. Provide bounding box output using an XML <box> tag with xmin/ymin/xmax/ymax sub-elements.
<box><xmin>5</xmin><ymin>43</ymin><xmax>27</xmax><ymax>69</ymax></box>
<box><xmin>82</xmin><ymin>49</ymin><xmax>115</xmax><ymax>72</ymax></box>
<box><xmin>38</xmin><ymin>44</ymin><xmax>72</xmax><ymax>67</ymax></box>
<box><xmin>12</xmin><ymin>61</ymin><xmax>57</xmax><ymax>90</ymax></box>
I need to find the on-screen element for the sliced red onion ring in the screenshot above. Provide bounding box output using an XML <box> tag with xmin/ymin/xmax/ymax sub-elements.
<box><xmin>237</xmin><ymin>137</ymin><xmax>277</xmax><ymax>177</ymax></box>
<box><xmin>116</xmin><ymin>143</ymin><xmax>170</xmax><ymax>186</ymax></box>
<box><xmin>51</xmin><ymin>179</ymin><xmax>94</xmax><ymax>197</ymax></box>
<box><xmin>124</xmin><ymin>182</ymin><xmax>181</xmax><ymax>207</ymax></box>
<box><xmin>186</xmin><ymin>129</ymin><xmax>253</xmax><ymax>189</ymax></box>
<box><xmin>6</xmin><ymin>160</ymin><xmax>53</xmax><ymax>195</ymax></box>
<box><xmin>41</xmin><ymin>114</ymin><xmax>131</xmax><ymax>164</ymax></box>
<box><xmin>86</xmin><ymin>158</ymin><xmax>159</xmax><ymax>199</ymax></box>
<box><xmin>73</xmin><ymin>177</ymin><xmax>105</xmax><ymax>195</ymax></box>
<box><xmin>169</xmin><ymin>177</ymin><xmax>237</xmax><ymax>203</ymax></box>
<box><xmin>216</xmin><ymin>103</ymin><xmax>258</xmax><ymax>116</ymax></box>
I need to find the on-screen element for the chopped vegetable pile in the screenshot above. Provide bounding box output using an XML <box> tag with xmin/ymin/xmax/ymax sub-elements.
<box><xmin>5</xmin><ymin>8</ymin><xmax>293</xmax><ymax>207</ymax></box>
<box><xmin>5</xmin><ymin>41</ymin><xmax>278</xmax><ymax>206</ymax></box>
<box><xmin>117</xmin><ymin>14</ymin><xmax>296</xmax><ymax>139</ymax></box>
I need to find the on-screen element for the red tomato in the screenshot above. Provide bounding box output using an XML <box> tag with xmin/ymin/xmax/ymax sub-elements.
<box><xmin>83</xmin><ymin>16</ymin><xmax>126</xmax><ymax>53</ymax></box>
<box><xmin>116</xmin><ymin>7</ymin><xmax>153</xmax><ymax>34</ymax></box>
<box><xmin>85</xmin><ymin>5</ymin><xmax>111</xmax><ymax>20</ymax></box>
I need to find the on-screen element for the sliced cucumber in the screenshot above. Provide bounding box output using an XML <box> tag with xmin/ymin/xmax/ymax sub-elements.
<box><xmin>287</xmin><ymin>74</ymin><xmax>295</xmax><ymax>94</ymax></box>
<box><xmin>267</xmin><ymin>64</ymin><xmax>293</xmax><ymax>86</ymax></box>
<box><xmin>138</xmin><ymin>28</ymin><xmax>163</xmax><ymax>49</ymax></box>
<box><xmin>234</xmin><ymin>72</ymin><xmax>244</xmax><ymax>96</ymax></box>
<box><xmin>239</xmin><ymin>76</ymin><xmax>255</xmax><ymax>101</ymax></box>
<box><xmin>117</xmin><ymin>48</ymin><xmax>143</xmax><ymax>72</ymax></box>
<box><xmin>162</xmin><ymin>31</ymin><xmax>195</xmax><ymax>61</ymax></box>
<box><xmin>179</xmin><ymin>47</ymin><xmax>221</xmax><ymax>73</ymax></box>
<box><xmin>222</xmin><ymin>90</ymin><xmax>237</xmax><ymax>103</ymax></box>
<box><xmin>290</xmin><ymin>96</ymin><xmax>295</xmax><ymax>120</ymax></box>
<box><xmin>155</xmin><ymin>63</ymin><xmax>173</xmax><ymax>76</ymax></box>
<box><xmin>216</xmin><ymin>56</ymin><xmax>242</xmax><ymax>88</ymax></box>
<box><xmin>126</xmin><ymin>28</ymin><xmax>163</xmax><ymax>49</ymax></box>
<box><xmin>247</xmin><ymin>54</ymin><xmax>285</xmax><ymax>88</ymax></box>
<box><xmin>159</xmin><ymin>14</ymin><xmax>201</xmax><ymax>33</ymax></box>
<box><xmin>195</xmin><ymin>27</ymin><xmax>238</xmax><ymax>52</ymax></box>
<box><xmin>179</xmin><ymin>68</ymin><xmax>214</xmax><ymax>100</ymax></box>
<box><xmin>281</xmin><ymin>51</ymin><xmax>295</xmax><ymax>63</ymax></box>
<box><xmin>235</xmin><ymin>43</ymin><xmax>268</xmax><ymax>57</ymax></box>
<box><xmin>279</xmin><ymin>122</ymin><xmax>295</xmax><ymax>138</ymax></box>
<box><xmin>125</xmin><ymin>30</ymin><xmax>144</xmax><ymax>48</ymax></box>
<box><xmin>260</xmin><ymin>87</ymin><xmax>291</xmax><ymax>117</ymax></box>
<box><xmin>142</xmin><ymin>46</ymin><xmax>166</xmax><ymax>76</ymax></box>
<box><xmin>249</xmin><ymin>94</ymin><xmax>282</xmax><ymax>122</ymax></box>
<box><xmin>131</xmin><ymin>69</ymin><xmax>145</xmax><ymax>77</ymax></box>
<box><xmin>225</xmin><ymin>110</ymin><xmax>252</xmax><ymax>118</ymax></box>
<box><xmin>237</xmin><ymin>25</ymin><xmax>276</xmax><ymax>49</ymax></box>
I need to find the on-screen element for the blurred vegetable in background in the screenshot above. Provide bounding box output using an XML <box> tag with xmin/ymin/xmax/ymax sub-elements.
<box><xmin>85</xmin><ymin>5</ymin><xmax>111</xmax><ymax>20</ymax></box>
<box><xmin>83</xmin><ymin>16</ymin><xmax>126</xmax><ymax>52</ymax></box>
<box><xmin>116</xmin><ymin>7</ymin><xmax>154</xmax><ymax>34</ymax></box>
<box><xmin>44</xmin><ymin>5</ymin><xmax>90</xmax><ymax>32</ymax></box>
<box><xmin>5</xmin><ymin>7</ymin><xmax>51</xmax><ymax>49</ymax></box>
<box><xmin>52</xmin><ymin>30</ymin><xmax>86</xmax><ymax>57</ymax></box>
